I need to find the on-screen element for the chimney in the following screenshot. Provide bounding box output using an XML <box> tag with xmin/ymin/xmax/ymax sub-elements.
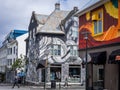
<box><xmin>73</xmin><ymin>7</ymin><xmax>78</xmax><ymax>12</ymax></box>
<box><xmin>55</xmin><ymin>3</ymin><xmax>60</xmax><ymax>10</ymax></box>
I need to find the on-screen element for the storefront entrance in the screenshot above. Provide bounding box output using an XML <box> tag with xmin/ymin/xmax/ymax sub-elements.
<box><xmin>41</xmin><ymin>69</ymin><xmax>45</xmax><ymax>82</ymax></box>
<box><xmin>50</xmin><ymin>64</ymin><xmax>61</xmax><ymax>82</ymax></box>
<box><xmin>109</xmin><ymin>49</ymin><xmax>120</xmax><ymax>90</ymax></box>
<box><xmin>90</xmin><ymin>51</ymin><xmax>106</xmax><ymax>90</ymax></box>
<box><xmin>93</xmin><ymin>65</ymin><xmax>104</xmax><ymax>90</ymax></box>
<box><xmin>0</xmin><ymin>73</ymin><xmax>5</xmax><ymax>82</ymax></box>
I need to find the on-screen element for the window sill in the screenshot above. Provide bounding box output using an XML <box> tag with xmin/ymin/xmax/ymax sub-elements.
<box><xmin>93</xmin><ymin>33</ymin><xmax>103</xmax><ymax>37</ymax></box>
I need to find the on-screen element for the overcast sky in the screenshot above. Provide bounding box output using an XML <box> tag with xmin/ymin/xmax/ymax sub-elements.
<box><xmin>0</xmin><ymin>0</ymin><xmax>99</xmax><ymax>46</ymax></box>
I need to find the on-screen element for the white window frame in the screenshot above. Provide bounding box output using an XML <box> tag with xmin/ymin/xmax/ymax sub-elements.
<box><xmin>69</xmin><ymin>45</ymin><xmax>78</xmax><ymax>56</ymax></box>
<box><xmin>51</xmin><ymin>44</ymin><xmax>61</xmax><ymax>56</ymax></box>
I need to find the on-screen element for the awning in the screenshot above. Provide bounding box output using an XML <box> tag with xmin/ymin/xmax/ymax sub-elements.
<box><xmin>90</xmin><ymin>51</ymin><xmax>106</xmax><ymax>65</ymax></box>
<box><xmin>36</xmin><ymin>60</ymin><xmax>47</xmax><ymax>70</ymax></box>
<box><xmin>109</xmin><ymin>49</ymin><xmax>120</xmax><ymax>64</ymax></box>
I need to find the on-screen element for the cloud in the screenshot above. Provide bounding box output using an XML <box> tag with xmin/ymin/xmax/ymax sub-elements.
<box><xmin>0</xmin><ymin>0</ymin><xmax>56</xmax><ymax>45</ymax></box>
<box><xmin>0</xmin><ymin>0</ymin><xmax>96</xmax><ymax>46</ymax></box>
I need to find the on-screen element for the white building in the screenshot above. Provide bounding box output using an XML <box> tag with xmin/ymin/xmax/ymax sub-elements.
<box><xmin>0</xmin><ymin>45</ymin><xmax>7</xmax><ymax>82</ymax></box>
<box><xmin>7</xmin><ymin>33</ymin><xmax>28</xmax><ymax>68</ymax></box>
<box><xmin>0</xmin><ymin>45</ymin><xmax>7</xmax><ymax>73</ymax></box>
<box><xmin>0</xmin><ymin>30</ymin><xmax>28</xmax><ymax>82</ymax></box>
<box><xmin>16</xmin><ymin>33</ymin><xmax>28</xmax><ymax>59</ymax></box>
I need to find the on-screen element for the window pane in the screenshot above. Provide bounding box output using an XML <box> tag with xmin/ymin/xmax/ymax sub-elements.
<box><xmin>69</xmin><ymin>46</ymin><xmax>78</xmax><ymax>56</ymax></box>
<box><xmin>99</xmin><ymin>69</ymin><xmax>104</xmax><ymax>80</ymax></box>
<box><xmin>51</xmin><ymin>45</ymin><xmax>61</xmax><ymax>56</ymax></box>
<box><xmin>54</xmin><ymin>49</ymin><xmax>57</xmax><ymax>55</ymax></box>
<box><xmin>54</xmin><ymin>45</ymin><xmax>58</xmax><ymax>49</ymax></box>
<box><xmin>50</xmin><ymin>45</ymin><xmax>53</xmax><ymax>55</ymax></box>
<box><xmin>58</xmin><ymin>50</ymin><xmax>61</xmax><ymax>55</ymax></box>
<box><xmin>70</xmin><ymin>50</ymin><xmax>72</xmax><ymax>54</ymax></box>
<box><xmin>94</xmin><ymin>21</ymin><xmax>97</xmax><ymax>34</ymax></box>
<box><xmin>98</xmin><ymin>12</ymin><xmax>102</xmax><ymax>19</ymax></box>
<box><xmin>14</xmin><ymin>47</ymin><xmax>15</xmax><ymax>54</ymax></box>
<box><xmin>70</xmin><ymin>46</ymin><xmax>73</xmax><ymax>55</ymax></box>
<box><xmin>58</xmin><ymin>45</ymin><xmax>61</xmax><ymax>55</ymax></box>
<box><xmin>58</xmin><ymin>45</ymin><xmax>60</xmax><ymax>49</ymax></box>
<box><xmin>98</xmin><ymin>20</ymin><xmax>102</xmax><ymax>33</ymax></box>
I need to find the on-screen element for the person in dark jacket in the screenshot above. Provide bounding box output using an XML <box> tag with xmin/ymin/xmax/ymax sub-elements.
<box><xmin>12</xmin><ymin>76</ymin><xmax>20</xmax><ymax>88</ymax></box>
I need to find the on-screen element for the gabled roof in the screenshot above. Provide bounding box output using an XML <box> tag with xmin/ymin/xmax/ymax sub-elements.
<box><xmin>75</xmin><ymin>0</ymin><xmax>110</xmax><ymax>17</ymax></box>
<box><xmin>34</xmin><ymin>13</ymin><xmax>48</xmax><ymax>25</ymax></box>
<box><xmin>61</xmin><ymin>7</ymin><xmax>78</xmax><ymax>25</ymax></box>
<box><xmin>37</xmin><ymin>9</ymin><xmax>69</xmax><ymax>35</ymax></box>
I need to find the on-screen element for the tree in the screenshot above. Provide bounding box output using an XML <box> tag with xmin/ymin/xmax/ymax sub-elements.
<box><xmin>12</xmin><ymin>58</ymin><xmax>23</xmax><ymax>70</ymax></box>
<box><xmin>12</xmin><ymin>54</ymin><xmax>26</xmax><ymax>71</ymax></box>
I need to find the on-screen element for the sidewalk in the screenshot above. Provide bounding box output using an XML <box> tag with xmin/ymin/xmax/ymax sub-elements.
<box><xmin>0</xmin><ymin>82</ymin><xmax>85</xmax><ymax>90</ymax></box>
<box><xmin>0</xmin><ymin>83</ymin><xmax>12</xmax><ymax>86</ymax></box>
<box><xmin>30</xmin><ymin>86</ymin><xmax>85</xmax><ymax>90</ymax></box>
<box><xmin>30</xmin><ymin>83</ymin><xmax>85</xmax><ymax>90</ymax></box>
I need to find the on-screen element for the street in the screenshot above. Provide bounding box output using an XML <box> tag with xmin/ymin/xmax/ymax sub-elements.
<box><xmin>0</xmin><ymin>86</ymin><xmax>29</xmax><ymax>90</ymax></box>
<box><xmin>0</xmin><ymin>85</ymin><xmax>85</xmax><ymax>90</ymax></box>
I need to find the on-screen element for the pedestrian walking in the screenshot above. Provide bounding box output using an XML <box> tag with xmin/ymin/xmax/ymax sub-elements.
<box><xmin>12</xmin><ymin>76</ymin><xmax>20</xmax><ymax>88</ymax></box>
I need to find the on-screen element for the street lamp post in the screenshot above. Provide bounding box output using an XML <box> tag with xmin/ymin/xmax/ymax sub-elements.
<box><xmin>81</xmin><ymin>31</ymin><xmax>91</xmax><ymax>90</ymax></box>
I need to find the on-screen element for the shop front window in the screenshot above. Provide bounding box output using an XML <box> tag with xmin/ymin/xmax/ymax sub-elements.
<box><xmin>97</xmin><ymin>68</ymin><xmax>104</xmax><ymax>81</ymax></box>
<box><xmin>93</xmin><ymin>65</ymin><xmax>104</xmax><ymax>90</ymax></box>
<box><xmin>69</xmin><ymin>65</ymin><xmax>80</xmax><ymax>83</ymax></box>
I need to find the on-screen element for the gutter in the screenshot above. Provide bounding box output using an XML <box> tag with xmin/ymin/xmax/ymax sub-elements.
<box><xmin>75</xmin><ymin>0</ymin><xmax>110</xmax><ymax>17</ymax></box>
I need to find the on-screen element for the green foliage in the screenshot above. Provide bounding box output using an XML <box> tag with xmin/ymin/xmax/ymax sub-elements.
<box><xmin>12</xmin><ymin>58</ymin><xmax>23</xmax><ymax>70</ymax></box>
<box><xmin>11</xmin><ymin>55</ymin><xmax>28</xmax><ymax>71</ymax></box>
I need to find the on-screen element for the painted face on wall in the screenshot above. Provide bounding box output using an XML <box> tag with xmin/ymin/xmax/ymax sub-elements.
<box><xmin>65</xmin><ymin>17</ymin><xmax>79</xmax><ymax>45</ymax></box>
<box><xmin>39</xmin><ymin>36</ymin><xmax>67</xmax><ymax>63</ymax></box>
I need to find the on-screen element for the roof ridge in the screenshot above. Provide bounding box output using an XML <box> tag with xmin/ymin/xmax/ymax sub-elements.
<box><xmin>37</xmin><ymin>9</ymin><xmax>70</xmax><ymax>34</ymax></box>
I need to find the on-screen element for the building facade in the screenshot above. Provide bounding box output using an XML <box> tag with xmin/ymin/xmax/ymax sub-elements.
<box><xmin>0</xmin><ymin>45</ymin><xmax>7</xmax><ymax>82</ymax></box>
<box><xmin>26</xmin><ymin>3</ymin><xmax>82</xmax><ymax>84</ymax></box>
<box><xmin>0</xmin><ymin>30</ymin><xmax>28</xmax><ymax>82</ymax></box>
<box><xmin>76</xmin><ymin>0</ymin><xmax>120</xmax><ymax>90</ymax></box>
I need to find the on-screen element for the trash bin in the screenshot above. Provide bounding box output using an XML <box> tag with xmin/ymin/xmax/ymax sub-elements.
<box><xmin>51</xmin><ymin>80</ymin><xmax>56</xmax><ymax>88</ymax></box>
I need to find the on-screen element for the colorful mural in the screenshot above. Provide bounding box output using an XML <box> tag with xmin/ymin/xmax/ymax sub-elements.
<box><xmin>105</xmin><ymin>1</ymin><xmax>118</xmax><ymax>19</ymax></box>
<box><xmin>79</xmin><ymin>1</ymin><xmax>120</xmax><ymax>49</ymax></box>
